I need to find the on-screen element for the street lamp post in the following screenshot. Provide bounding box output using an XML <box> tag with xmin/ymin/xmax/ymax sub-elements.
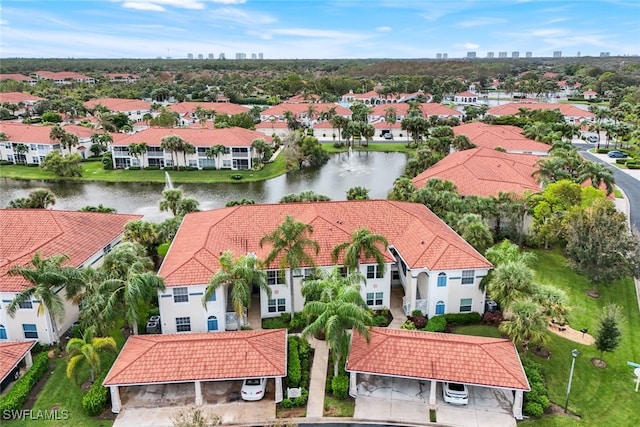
<box><xmin>564</xmin><ymin>349</ymin><xmax>579</xmax><ymax>413</ymax></box>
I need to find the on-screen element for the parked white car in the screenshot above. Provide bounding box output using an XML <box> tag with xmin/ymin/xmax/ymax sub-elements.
<box><xmin>443</xmin><ymin>382</ymin><xmax>469</xmax><ymax>405</ymax></box>
<box><xmin>241</xmin><ymin>378</ymin><xmax>267</xmax><ymax>401</ymax></box>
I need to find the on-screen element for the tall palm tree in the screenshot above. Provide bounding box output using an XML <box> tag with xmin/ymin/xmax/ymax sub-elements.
<box><xmin>203</xmin><ymin>251</ymin><xmax>270</xmax><ymax>327</ymax></box>
<box><xmin>300</xmin><ymin>267</ymin><xmax>373</xmax><ymax>377</ymax></box>
<box><xmin>487</xmin><ymin>260</ymin><xmax>535</xmax><ymax>310</ymax></box>
<box><xmin>160</xmin><ymin>135</ymin><xmax>185</xmax><ymax>167</ymax></box>
<box><xmin>61</xmin><ymin>132</ymin><xmax>79</xmax><ymax>154</ymax></box>
<box><xmin>499</xmin><ymin>298</ymin><xmax>547</xmax><ymax>356</ymax></box>
<box><xmin>7</xmin><ymin>253</ymin><xmax>82</xmax><ymax>342</ymax></box>
<box><xmin>182</xmin><ymin>142</ymin><xmax>195</xmax><ymax>166</ymax></box>
<box><xmin>260</xmin><ymin>216</ymin><xmax>320</xmax><ymax>313</ymax></box>
<box><xmin>383</xmin><ymin>106</ymin><xmax>397</xmax><ymax>124</ymax></box>
<box><xmin>49</xmin><ymin>124</ymin><xmax>66</xmax><ymax>146</ymax></box>
<box><xmin>331</xmin><ymin>228</ymin><xmax>389</xmax><ymax>275</ymax></box>
<box><xmin>102</xmin><ymin>270</ymin><xmax>165</xmax><ymax>335</ymax></box>
<box><xmin>578</xmin><ymin>161</ymin><xmax>615</xmax><ymax>195</ymax></box>
<box><xmin>66</xmin><ymin>331</ymin><xmax>116</xmax><ymax>382</ymax></box>
<box><xmin>206</xmin><ymin>144</ymin><xmax>226</xmax><ymax>169</ymax></box>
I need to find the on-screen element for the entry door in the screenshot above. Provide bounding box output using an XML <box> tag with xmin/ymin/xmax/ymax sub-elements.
<box><xmin>207</xmin><ymin>316</ymin><xmax>218</xmax><ymax>331</ymax></box>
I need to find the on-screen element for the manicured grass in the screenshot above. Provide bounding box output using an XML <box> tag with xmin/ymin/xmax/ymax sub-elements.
<box><xmin>321</xmin><ymin>143</ymin><xmax>414</xmax><ymax>154</ymax></box>
<box><xmin>0</xmin><ymin>155</ymin><xmax>288</xmax><ymax>184</ymax></box>
<box><xmin>519</xmin><ymin>249</ymin><xmax>639</xmax><ymax>426</ymax></box>
<box><xmin>614</xmin><ymin>189</ymin><xmax>623</xmax><ymax>198</ymax></box>
<box><xmin>451</xmin><ymin>324</ymin><xmax>502</xmax><ymax>338</ymax></box>
<box><xmin>323</xmin><ymin>395</ymin><xmax>355</xmax><ymax>417</ymax></box>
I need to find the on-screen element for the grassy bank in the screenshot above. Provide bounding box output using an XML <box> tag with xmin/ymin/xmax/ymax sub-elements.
<box><xmin>321</xmin><ymin>142</ymin><xmax>414</xmax><ymax>154</ymax></box>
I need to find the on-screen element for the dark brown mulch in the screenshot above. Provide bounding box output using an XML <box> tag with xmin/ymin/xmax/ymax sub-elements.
<box><xmin>531</xmin><ymin>346</ymin><xmax>552</xmax><ymax>359</ymax></box>
<box><xmin>591</xmin><ymin>358</ymin><xmax>607</xmax><ymax>368</ymax></box>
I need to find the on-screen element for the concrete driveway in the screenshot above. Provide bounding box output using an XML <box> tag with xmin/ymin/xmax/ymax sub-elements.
<box><xmin>114</xmin><ymin>380</ymin><xmax>276</xmax><ymax>426</ymax></box>
<box><xmin>353</xmin><ymin>374</ymin><xmax>516</xmax><ymax>427</ymax></box>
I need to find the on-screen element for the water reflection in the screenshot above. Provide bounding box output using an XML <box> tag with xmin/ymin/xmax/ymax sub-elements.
<box><xmin>0</xmin><ymin>152</ymin><xmax>407</xmax><ymax>222</ymax></box>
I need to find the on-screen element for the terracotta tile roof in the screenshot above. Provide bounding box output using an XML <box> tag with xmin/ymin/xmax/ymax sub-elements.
<box><xmin>369</xmin><ymin>103</ymin><xmax>461</xmax><ymax>118</ymax></box>
<box><xmin>103</xmin><ymin>330</ymin><xmax>287</xmax><ymax>386</ymax></box>
<box><xmin>0</xmin><ymin>123</ymin><xmax>113</xmax><ymax>144</ymax></box>
<box><xmin>112</xmin><ymin>126</ymin><xmax>271</xmax><ymax>148</ymax></box>
<box><xmin>261</xmin><ymin>103</ymin><xmax>352</xmax><ymax>118</ymax></box>
<box><xmin>84</xmin><ymin>98</ymin><xmax>151</xmax><ymax>112</ymax></box>
<box><xmin>285</xmin><ymin>94</ymin><xmax>322</xmax><ymax>103</ymax></box>
<box><xmin>455</xmin><ymin>91</ymin><xmax>478</xmax><ymax>97</ymax></box>
<box><xmin>487</xmin><ymin>103</ymin><xmax>594</xmax><ymax>119</ymax></box>
<box><xmin>0</xmin><ymin>341</ymin><xmax>37</xmax><ymax>382</ymax></box>
<box><xmin>159</xmin><ymin>201</ymin><xmax>492</xmax><ymax>287</ymax></box>
<box><xmin>0</xmin><ymin>210</ymin><xmax>141</xmax><ymax>292</ymax></box>
<box><xmin>0</xmin><ymin>74</ymin><xmax>36</xmax><ymax>82</ymax></box>
<box><xmin>372</xmin><ymin>122</ymin><xmax>402</xmax><ymax>129</ymax></box>
<box><xmin>347</xmin><ymin>327</ymin><xmax>530</xmax><ymax>391</ymax></box>
<box><xmin>168</xmin><ymin>102</ymin><xmax>249</xmax><ymax>117</ymax></box>
<box><xmin>412</xmin><ymin>148</ymin><xmax>541</xmax><ymax>197</ymax></box>
<box><xmin>453</xmin><ymin>122</ymin><xmax>551</xmax><ymax>153</ymax></box>
<box><xmin>33</xmin><ymin>71</ymin><xmax>93</xmax><ymax>81</ymax></box>
<box><xmin>256</xmin><ymin>121</ymin><xmax>290</xmax><ymax>129</ymax></box>
<box><xmin>0</xmin><ymin>92</ymin><xmax>44</xmax><ymax>103</ymax></box>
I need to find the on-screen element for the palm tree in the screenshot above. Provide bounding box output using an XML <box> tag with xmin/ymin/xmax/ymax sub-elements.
<box><xmin>7</xmin><ymin>253</ymin><xmax>82</xmax><ymax>342</ymax></box>
<box><xmin>182</xmin><ymin>142</ymin><xmax>195</xmax><ymax>166</ymax></box>
<box><xmin>160</xmin><ymin>135</ymin><xmax>185</xmax><ymax>168</ymax></box>
<box><xmin>487</xmin><ymin>260</ymin><xmax>536</xmax><ymax>310</ymax></box>
<box><xmin>260</xmin><ymin>216</ymin><xmax>320</xmax><ymax>313</ymax></box>
<box><xmin>300</xmin><ymin>267</ymin><xmax>373</xmax><ymax>377</ymax></box>
<box><xmin>499</xmin><ymin>298</ymin><xmax>547</xmax><ymax>355</ymax></box>
<box><xmin>203</xmin><ymin>251</ymin><xmax>270</xmax><ymax>327</ymax></box>
<box><xmin>102</xmin><ymin>270</ymin><xmax>165</xmax><ymax>335</ymax></box>
<box><xmin>206</xmin><ymin>144</ymin><xmax>226</xmax><ymax>169</ymax></box>
<box><xmin>26</xmin><ymin>188</ymin><xmax>56</xmax><ymax>208</ymax></box>
<box><xmin>578</xmin><ymin>161</ymin><xmax>615</xmax><ymax>195</ymax></box>
<box><xmin>123</xmin><ymin>220</ymin><xmax>159</xmax><ymax>260</ymax></box>
<box><xmin>330</xmin><ymin>115</ymin><xmax>348</xmax><ymax>145</ymax></box>
<box><xmin>159</xmin><ymin>188</ymin><xmax>199</xmax><ymax>216</ymax></box>
<box><xmin>453</xmin><ymin>213</ymin><xmax>493</xmax><ymax>253</ymax></box>
<box><xmin>66</xmin><ymin>331</ymin><xmax>116</xmax><ymax>382</ymax></box>
<box><xmin>331</xmin><ymin>228</ymin><xmax>388</xmax><ymax>275</ymax></box>
<box><xmin>61</xmin><ymin>132</ymin><xmax>79</xmax><ymax>154</ymax></box>
<box><xmin>49</xmin><ymin>124</ymin><xmax>66</xmax><ymax>146</ymax></box>
<box><xmin>101</xmin><ymin>241</ymin><xmax>153</xmax><ymax>280</ymax></box>
<box><xmin>383</xmin><ymin>106</ymin><xmax>397</xmax><ymax>125</ymax></box>
<box><xmin>13</xmin><ymin>143</ymin><xmax>29</xmax><ymax>164</ymax></box>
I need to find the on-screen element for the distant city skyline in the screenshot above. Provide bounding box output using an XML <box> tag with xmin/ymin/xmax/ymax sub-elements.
<box><xmin>0</xmin><ymin>1</ymin><xmax>638</xmax><ymax>59</ymax></box>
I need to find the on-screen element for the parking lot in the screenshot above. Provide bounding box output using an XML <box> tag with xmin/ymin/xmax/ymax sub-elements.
<box><xmin>353</xmin><ymin>374</ymin><xmax>516</xmax><ymax>427</ymax></box>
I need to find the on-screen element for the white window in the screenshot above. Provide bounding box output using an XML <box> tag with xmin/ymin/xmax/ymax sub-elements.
<box><xmin>173</xmin><ymin>287</ymin><xmax>188</xmax><ymax>303</ymax></box>
<box><xmin>460</xmin><ymin>298</ymin><xmax>472</xmax><ymax>312</ymax></box>
<box><xmin>366</xmin><ymin>265</ymin><xmax>383</xmax><ymax>279</ymax></box>
<box><xmin>461</xmin><ymin>270</ymin><xmax>475</xmax><ymax>285</ymax></box>
<box><xmin>22</xmin><ymin>324</ymin><xmax>38</xmax><ymax>339</ymax></box>
<box><xmin>18</xmin><ymin>300</ymin><xmax>33</xmax><ymax>309</ymax></box>
<box><xmin>437</xmin><ymin>273</ymin><xmax>447</xmax><ymax>287</ymax></box>
<box><xmin>222</xmin><ymin>160</ymin><xmax>232</xmax><ymax>168</ymax></box>
<box><xmin>176</xmin><ymin>317</ymin><xmax>191</xmax><ymax>332</ymax></box>
<box><xmin>268</xmin><ymin>298</ymin><xmax>286</xmax><ymax>313</ymax></box>
<box><xmin>366</xmin><ymin>292</ymin><xmax>384</xmax><ymax>306</ymax></box>
<box><xmin>267</xmin><ymin>270</ymin><xmax>285</xmax><ymax>285</ymax></box>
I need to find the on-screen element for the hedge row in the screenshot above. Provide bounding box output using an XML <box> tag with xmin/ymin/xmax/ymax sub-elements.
<box><xmin>0</xmin><ymin>353</ymin><xmax>50</xmax><ymax>412</ymax></box>
<box><xmin>523</xmin><ymin>359</ymin><xmax>550</xmax><ymax>417</ymax></box>
<box><xmin>424</xmin><ymin>315</ymin><xmax>447</xmax><ymax>332</ymax></box>
<box><xmin>331</xmin><ymin>375</ymin><xmax>349</xmax><ymax>399</ymax></box>
<box><xmin>286</xmin><ymin>336</ymin><xmax>301</xmax><ymax>388</ymax></box>
<box><xmin>443</xmin><ymin>312</ymin><xmax>482</xmax><ymax>325</ymax></box>
<box><xmin>82</xmin><ymin>371</ymin><xmax>109</xmax><ymax>416</ymax></box>
<box><xmin>280</xmin><ymin>387</ymin><xmax>308</xmax><ymax>408</ymax></box>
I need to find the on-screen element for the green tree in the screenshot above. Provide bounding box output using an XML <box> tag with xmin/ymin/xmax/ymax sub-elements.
<box><xmin>41</xmin><ymin>151</ymin><xmax>83</xmax><ymax>177</ymax></box>
<box><xmin>66</xmin><ymin>331</ymin><xmax>116</xmax><ymax>383</ymax></box>
<box><xmin>160</xmin><ymin>135</ymin><xmax>185</xmax><ymax>167</ymax></box>
<box><xmin>279</xmin><ymin>190</ymin><xmax>331</xmax><ymax>203</ymax></box>
<box><xmin>453</xmin><ymin>213</ymin><xmax>494</xmax><ymax>253</ymax></box>
<box><xmin>7</xmin><ymin>253</ymin><xmax>82</xmax><ymax>342</ymax></box>
<box><xmin>594</xmin><ymin>304</ymin><xmax>623</xmax><ymax>359</ymax></box>
<box><xmin>42</xmin><ymin>110</ymin><xmax>62</xmax><ymax>123</ymax></box>
<box><xmin>346</xmin><ymin>186</ymin><xmax>370</xmax><ymax>200</ymax></box>
<box><xmin>13</xmin><ymin>143</ymin><xmax>29</xmax><ymax>164</ymax></box>
<box><xmin>206</xmin><ymin>144</ymin><xmax>226</xmax><ymax>169</ymax></box>
<box><xmin>79</xmin><ymin>205</ymin><xmax>117</xmax><ymax>213</ymax></box>
<box><xmin>331</xmin><ymin>227</ymin><xmax>388</xmax><ymax>275</ymax></box>
<box><xmin>487</xmin><ymin>260</ymin><xmax>536</xmax><ymax>310</ymax></box>
<box><xmin>203</xmin><ymin>251</ymin><xmax>270</xmax><ymax>327</ymax></box>
<box><xmin>260</xmin><ymin>216</ymin><xmax>320</xmax><ymax>313</ymax></box>
<box><xmin>150</xmin><ymin>107</ymin><xmax>179</xmax><ymax>127</ymax></box>
<box><xmin>300</xmin><ymin>267</ymin><xmax>372</xmax><ymax>377</ymax></box>
<box><xmin>499</xmin><ymin>298</ymin><xmax>547</xmax><ymax>355</ymax></box>
<box><xmin>8</xmin><ymin>188</ymin><xmax>56</xmax><ymax>209</ymax></box>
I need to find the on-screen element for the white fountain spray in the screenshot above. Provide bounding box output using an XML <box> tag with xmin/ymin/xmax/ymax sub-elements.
<box><xmin>164</xmin><ymin>171</ymin><xmax>174</xmax><ymax>190</ymax></box>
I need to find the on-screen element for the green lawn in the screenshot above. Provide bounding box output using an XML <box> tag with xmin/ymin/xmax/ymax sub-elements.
<box><xmin>519</xmin><ymin>249</ymin><xmax>640</xmax><ymax>426</ymax></box>
<box><xmin>323</xmin><ymin>395</ymin><xmax>355</xmax><ymax>417</ymax></box>
<box><xmin>452</xmin><ymin>324</ymin><xmax>503</xmax><ymax>338</ymax></box>
<box><xmin>321</xmin><ymin>142</ymin><xmax>414</xmax><ymax>154</ymax></box>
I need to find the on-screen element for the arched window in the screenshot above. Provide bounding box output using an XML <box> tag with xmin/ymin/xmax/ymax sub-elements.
<box><xmin>437</xmin><ymin>273</ymin><xmax>447</xmax><ymax>287</ymax></box>
<box><xmin>435</xmin><ymin>301</ymin><xmax>445</xmax><ymax>315</ymax></box>
<box><xmin>207</xmin><ymin>316</ymin><xmax>218</xmax><ymax>331</ymax></box>
<box><xmin>0</xmin><ymin>324</ymin><xmax>7</xmax><ymax>340</ymax></box>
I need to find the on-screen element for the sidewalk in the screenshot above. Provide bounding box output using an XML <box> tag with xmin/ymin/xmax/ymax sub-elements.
<box><xmin>305</xmin><ymin>337</ymin><xmax>329</xmax><ymax>418</ymax></box>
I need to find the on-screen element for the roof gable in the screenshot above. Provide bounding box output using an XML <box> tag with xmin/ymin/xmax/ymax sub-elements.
<box><xmin>0</xmin><ymin>341</ymin><xmax>36</xmax><ymax>382</ymax></box>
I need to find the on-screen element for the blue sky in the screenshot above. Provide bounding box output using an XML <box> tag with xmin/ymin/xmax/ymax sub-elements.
<box><xmin>1</xmin><ymin>0</ymin><xmax>638</xmax><ymax>59</ymax></box>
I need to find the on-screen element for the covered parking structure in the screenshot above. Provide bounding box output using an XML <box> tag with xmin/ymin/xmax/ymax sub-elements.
<box><xmin>0</xmin><ymin>340</ymin><xmax>36</xmax><ymax>393</ymax></box>
<box><xmin>103</xmin><ymin>329</ymin><xmax>287</xmax><ymax>413</ymax></box>
<box><xmin>346</xmin><ymin>327</ymin><xmax>530</xmax><ymax>421</ymax></box>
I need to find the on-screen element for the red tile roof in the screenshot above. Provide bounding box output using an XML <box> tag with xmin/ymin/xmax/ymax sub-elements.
<box><xmin>369</xmin><ymin>103</ymin><xmax>461</xmax><ymax>118</ymax></box>
<box><xmin>412</xmin><ymin>147</ymin><xmax>541</xmax><ymax>197</ymax></box>
<box><xmin>113</xmin><ymin>126</ymin><xmax>271</xmax><ymax>148</ymax></box>
<box><xmin>347</xmin><ymin>327</ymin><xmax>530</xmax><ymax>391</ymax></box>
<box><xmin>0</xmin><ymin>74</ymin><xmax>36</xmax><ymax>83</ymax></box>
<box><xmin>0</xmin><ymin>123</ymin><xmax>111</xmax><ymax>144</ymax></box>
<box><xmin>168</xmin><ymin>102</ymin><xmax>249</xmax><ymax>117</ymax></box>
<box><xmin>285</xmin><ymin>94</ymin><xmax>322</xmax><ymax>103</ymax></box>
<box><xmin>159</xmin><ymin>201</ymin><xmax>492</xmax><ymax>287</ymax></box>
<box><xmin>455</xmin><ymin>91</ymin><xmax>478</xmax><ymax>98</ymax></box>
<box><xmin>0</xmin><ymin>341</ymin><xmax>36</xmax><ymax>382</ymax></box>
<box><xmin>453</xmin><ymin>122</ymin><xmax>551</xmax><ymax>153</ymax></box>
<box><xmin>103</xmin><ymin>330</ymin><xmax>287</xmax><ymax>386</ymax></box>
<box><xmin>487</xmin><ymin>103</ymin><xmax>594</xmax><ymax>119</ymax></box>
<box><xmin>33</xmin><ymin>71</ymin><xmax>93</xmax><ymax>81</ymax></box>
<box><xmin>0</xmin><ymin>92</ymin><xmax>44</xmax><ymax>104</ymax></box>
<box><xmin>0</xmin><ymin>210</ymin><xmax>141</xmax><ymax>292</ymax></box>
<box><xmin>261</xmin><ymin>103</ymin><xmax>352</xmax><ymax>118</ymax></box>
<box><xmin>84</xmin><ymin>98</ymin><xmax>151</xmax><ymax>112</ymax></box>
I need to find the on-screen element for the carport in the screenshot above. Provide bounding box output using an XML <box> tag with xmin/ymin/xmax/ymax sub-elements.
<box><xmin>0</xmin><ymin>340</ymin><xmax>36</xmax><ymax>393</ymax></box>
<box><xmin>103</xmin><ymin>329</ymin><xmax>287</xmax><ymax>413</ymax></box>
<box><xmin>346</xmin><ymin>328</ymin><xmax>530</xmax><ymax>422</ymax></box>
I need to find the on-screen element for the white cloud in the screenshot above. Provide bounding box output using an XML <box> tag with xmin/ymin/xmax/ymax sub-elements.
<box><xmin>210</xmin><ymin>7</ymin><xmax>276</xmax><ymax>25</ymax></box>
<box><xmin>376</xmin><ymin>26</ymin><xmax>392</xmax><ymax>32</ymax></box>
<box><xmin>122</xmin><ymin>2</ymin><xmax>166</xmax><ymax>12</ymax></box>
<box><xmin>119</xmin><ymin>0</ymin><xmax>208</xmax><ymax>12</ymax></box>
<box><xmin>463</xmin><ymin>42</ymin><xmax>480</xmax><ymax>49</ymax></box>
<box><xmin>271</xmin><ymin>28</ymin><xmax>365</xmax><ymax>40</ymax></box>
<box><xmin>456</xmin><ymin>17</ymin><xmax>507</xmax><ymax>28</ymax></box>
<box><xmin>211</xmin><ymin>0</ymin><xmax>246</xmax><ymax>4</ymax></box>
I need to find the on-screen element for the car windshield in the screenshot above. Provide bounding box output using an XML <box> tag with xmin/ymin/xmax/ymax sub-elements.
<box><xmin>448</xmin><ymin>383</ymin><xmax>465</xmax><ymax>392</ymax></box>
<box><xmin>245</xmin><ymin>378</ymin><xmax>261</xmax><ymax>386</ymax></box>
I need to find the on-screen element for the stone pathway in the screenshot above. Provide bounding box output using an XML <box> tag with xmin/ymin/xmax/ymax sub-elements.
<box><xmin>547</xmin><ymin>323</ymin><xmax>595</xmax><ymax>345</ymax></box>
<box><xmin>305</xmin><ymin>337</ymin><xmax>329</xmax><ymax>418</ymax></box>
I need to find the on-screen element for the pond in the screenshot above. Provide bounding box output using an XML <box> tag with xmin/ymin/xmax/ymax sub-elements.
<box><xmin>0</xmin><ymin>151</ymin><xmax>407</xmax><ymax>222</ymax></box>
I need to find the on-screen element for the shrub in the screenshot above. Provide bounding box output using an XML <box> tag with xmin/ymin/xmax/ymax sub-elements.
<box><xmin>128</xmin><ymin>166</ymin><xmax>141</xmax><ymax>170</ymax></box>
<box><xmin>424</xmin><ymin>315</ymin><xmax>447</xmax><ymax>332</ymax></box>
<box><xmin>0</xmin><ymin>353</ymin><xmax>50</xmax><ymax>412</ymax></box>
<box><xmin>444</xmin><ymin>312</ymin><xmax>482</xmax><ymax>325</ymax></box>
<box><xmin>82</xmin><ymin>371</ymin><xmax>109</xmax><ymax>416</ymax></box>
<box><xmin>615</xmin><ymin>158</ymin><xmax>629</xmax><ymax>164</ymax></box>
<box><xmin>628</xmin><ymin>163</ymin><xmax>640</xmax><ymax>169</ymax></box>
<box><xmin>373</xmin><ymin>315</ymin><xmax>389</xmax><ymax>327</ymax></box>
<box><xmin>287</xmin><ymin>337</ymin><xmax>301</xmax><ymax>388</ymax></box>
<box><xmin>400</xmin><ymin>320</ymin><xmax>417</xmax><ymax>330</ymax></box>
<box><xmin>524</xmin><ymin>402</ymin><xmax>544</xmax><ymax>417</ymax></box>
<box><xmin>298</xmin><ymin>339</ymin><xmax>312</xmax><ymax>387</ymax></box>
<box><xmin>331</xmin><ymin>375</ymin><xmax>350</xmax><ymax>399</ymax></box>
<box><xmin>262</xmin><ymin>317</ymin><xmax>289</xmax><ymax>329</ymax></box>
<box><xmin>411</xmin><ymin>309</ymin><xmax>423</xmax><ymax>317</ymax></box>
<box><xmin>0</xmin><ymin>160</ymin><xmax>13</xmax><ymax>165</ymax></box>
<box><xmin>289</xmin><ymin>312</ymin><xmax>308</xmax><ymax>331</ymax></box>
<box><xmin>411</xmin><ymin>314</ymin><xmax>427</xmax><ymax>329</ymax></box>
<box><xmin>280</xmin><ymin>387</ymin><xmax>308</xmax><ymax>408</ymax></box>
<box><xmin>482</xmin><ymin>311</ymin><xmax>503</xmax><ymax>326</ymax></box>
<box><xmin>144</xmin><ymin>166</ymin><xmax>160</xmax><ymax>170</ymax></box>
<box><xmin>231</xmin><ymin>174</ymin><xmax>243</xmax><ymax>180</ymax></box>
